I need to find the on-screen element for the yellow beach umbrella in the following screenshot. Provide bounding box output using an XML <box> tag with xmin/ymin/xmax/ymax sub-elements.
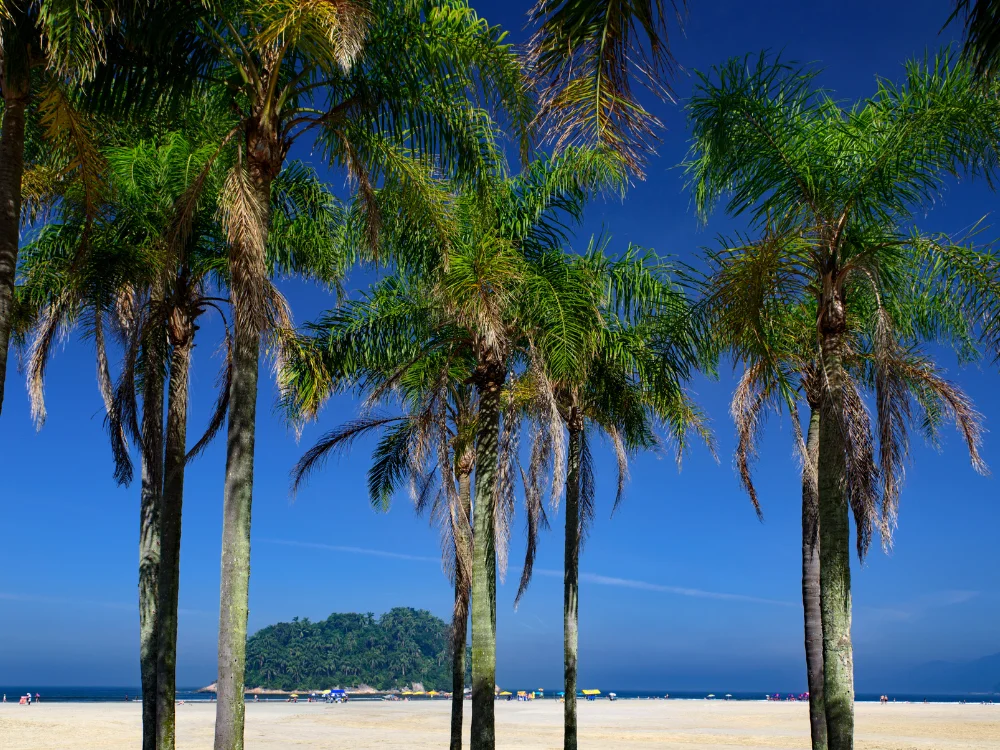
<box><xmin>320</xmin><ymin>690</ymin><xmax>331</xmax><ymax>695</ymax></box>
<box><xmin>498</xmin><ymin>691</ymin><xmax>512</xmax><ymax>696</ymax></box>
<box><xmin>402</xmin><ymin>691</ymin><xmax>413</xmax><ymax>695</ymax></box>
<box><xmin>581</xmin><ymin>690</ymin><xmax>600</xmax><ymax>696</ymax></box>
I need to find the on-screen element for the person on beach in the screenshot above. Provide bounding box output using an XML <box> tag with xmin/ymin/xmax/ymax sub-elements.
<box><xmin>25</xmin><ymin>693</ymin><xmax>31</xmax><ymax>706</ymax></box>
<box><xmin>35</xmin><ymin>693</ymin><xmax>40</xmax><ymax>703</ymax></box>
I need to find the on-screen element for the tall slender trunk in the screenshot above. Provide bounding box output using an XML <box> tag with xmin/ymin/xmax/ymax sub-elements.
<box><xmin>563</xmin><ymin>418</ymin><xmax>582</xmax><ymax>750</ymax></box>
<box><xmin>470</xmin><ymin>365</ymin><xmax>502</xmax><ymax>750</ymax></box>
<box><xmin>818</xmin><ymin>327</ymin><xmax>854</xmax><ymax>750</ymax></box>
<box><xmin>214</xmin><ymin>149</ymin><xmax>275</xmax><ymax>750</ymax></box>
<box><xmin>157</xmin><ymin>314</ymin><xmax>193</xmax><ymax>750</ymax></box>
<box><xmin>802</xmin><ymin>404</ymin><xmax>827</xmax><ymax>750</ymax></box>
<box><xmin>140</xmin><ymin>314</ymin><xmax>166</xmax><ymax>750</ymax></box>
<box><xmin>0</xmin><ymin>74</ymin><xmax>30</xmax><ymax>416</ymax></box>
<box><xmin>450</xmin><ymin>470</ymin><xmax>473</xmax><ymax>750</ymax></box>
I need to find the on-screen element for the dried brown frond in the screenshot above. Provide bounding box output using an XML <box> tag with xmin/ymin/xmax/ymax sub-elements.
<box><xmin>219</xmin><ymin>160</ymin><xmax>270</xmax><ymax>334</ymax></box>
<box><xmin>38</xmin><ymin>81</ymin><xmax>105</xmax><ymax>228</ymax></box>
<box><xmin>527</xmin><ymin>346</ymin><xmax>566</xmax><ymax>508</ymax></box>
<box><xmin>26</xmin><ymin>296</ymin><xmax>72</xmax><ymax>429</ymax></box>
<box><xmin>165</xmin><ymin>125</ymin><xmax>241</xmax><ymax>272</ymax></box>
<box><xmin>336</xmin><ymin>128</ymin><xmax>381</xmax><ymax>254</ymax></box>
<box><xmin>871</xmin><ymin>308</ymin><xmax>910</xmax><ymax>546</ymax></box>
<box><xmin>255</xmin><ymin>0</ymin><xmax>372</xmax><ymax>73</ymax></box>
<box><xmin>841</xmin><ymin>376</ymin><xmax>880</xmax><ymax>560</ymax></box>
<box><xmin>607</xmin><ymin>423</ymin><xmax>630</xmax><ymax>515</ymax></box>
<box><xmin>514</xmin><ymin>427</ymin><xmax>551</xmax><ymax>608</ymax></box>
<box><xmin>730</xmin><ymin>361</ymin><xmax>773</xmax><ymax>518</ymax></box>
<box><xmin>877</xmin><ymin>351</ymin><xmax>989</xmax><ymax>542</ymax></box>
<box><xmin>93</xmin><ymin>307</ymin><xmax>130</xmax><ymax>474</ymax></box>
<box><xmin>492</xmin><ymin>386</ymin><xmax>519</xmax><ymax>583</ymax></box>
<box><xmin>20</xmin><ymin>164</ymin><xmax>62</xmax><ymax>226</ymax></box>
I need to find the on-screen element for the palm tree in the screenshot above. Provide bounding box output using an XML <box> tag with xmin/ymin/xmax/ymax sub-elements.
<box><xmin>686</xmin><ymin>53</ymin><xmax>1000</xmax><ymax>749</ymax></box>
<box><xmin>511</xmin><ymin>246</ymin><xmax>709</xmax><ymax>750</ymax></box>
<box><xmin>0</xmin><ymin>0</ymin><xmax>118</xmax><ymax>415</ymax></box>
<box><xmin>285</xmin><ymin>345</ymin><xmax>478</xmax><ymax>750</ymax></box>
<box><xmin>115</xmin><ymin>4</ymin><xmax>531</xmax><ymax>746</ymax></box>
<box><xmin>699</xmin><ymin>225</ymin><xmax>988</xmax><ymax>750</ymax></box>
<box><xmin>281</xmin><ymin>147</ymin><xmax>620</xmax><ymax>750</ymax></box>
<box><xmin>17</xmin><ymin>104</ymin><xmax>349</xmax><ymax>750</ymax></box>
<box><xmin>279</xmin><ymin>267</ymin><xmax>480</xmax><ymax>749</ymax></box>
<box><xmin>526</xmin><ymin>0</ymin><xmax>684</xmax><ymax>176</ymax></box>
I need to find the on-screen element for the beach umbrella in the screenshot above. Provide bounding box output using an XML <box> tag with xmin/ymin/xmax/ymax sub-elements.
<box><xmin>581</xmin><ymin>690</ymin><xmax>601</xmax><ymax>696</ymax></box>
<box><xmin>557</xmin><ymin>691</ymin><xmax>565</xmax><ymax>697</ymax></box>
<box><xmin>290</xmin><ymin>694</ymin><xmax>299</xmax><ymax>698</ymax></box>
<box><xmin>320</xmin><ymin>690</ymin><xmax>331</xmax><ymax>695</ymax></box>
<box><xmin>725</xmin><ymin>694</ymin><xmax>732</xmax><ymax>698</ymax></box>
<box><xmin>427</xmin><ymin>691</ymin><xmax>439</xmax><ymax>696</ymax></box>
<box><xmin>499</xmin><ymin>691</ymin><xmax>512</xmax><ymax>696</ymax></box>
<box><xmin>707</xmin><ymin>694</ymin><xmax>715</xmax><ymax>698</ymax></box>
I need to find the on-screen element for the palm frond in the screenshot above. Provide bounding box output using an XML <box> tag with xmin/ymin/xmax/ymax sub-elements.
<box><xmin>527</xmin><ymin>0</ymin><xmax>683</xmax><ymax>176</ymax></box>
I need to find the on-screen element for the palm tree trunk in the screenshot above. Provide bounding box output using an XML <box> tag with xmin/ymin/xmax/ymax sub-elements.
<box><xmin>563</xmin><ymin>419</ymin><xmax>582</xmax><ymax>750</ymax></box>
<box><xmin>157</xmin><ymin>321</ymin><xmax>193</xmax><ymax>750</ymax></box>
<box><xmin>0</xmin><ymin>76</ymin><xmax>30</xmax><ymax>416</ymax></box>
<box><xmin>802</xmin><ymin>405</ymin><xmax>827</xmax><ymax>750</ymax></box>
<box><xmin>470</xmin><ymin>366</ymin><xmax>502</xmax><ymax>750</ymax></box>
<box><xmin>818</xmin><ymin>331</ymin><xmax>854</xmax><ymax>750</ymax></box>
<box><xmin>214</xmin><ymin>154</ymin><xmax>274</xmax><ymax>750</ymax></box>
<box><xmin>140</xmin><ymin>321</ymin><xmax>166</xmax><ymax>750</ymax></box>
<box><xmin>450</xmin><ymin>470</ymin><xmax>473</xmax><ymax>750</ymax></box>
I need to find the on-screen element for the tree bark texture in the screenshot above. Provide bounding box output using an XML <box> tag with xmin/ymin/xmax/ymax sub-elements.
<box><xmin>139</xmin><ymin>322</ymin><xmax>166</xmax><ymax>750</ymax></box>
<box><xmin>214</xmin><ymin>144</ymin><xmax>276</xmax><ymax>750</ymax></box>
<box><xmin>818</xmin><ymin>329</ymin><xmax>855</xmax><ymax>750</ymax></box>
<box><xmin>0</xmin><ymin>72</ymin><xmax>29</xmax><ymax>416</ymax></box>
<box><xmin>802</xmin><ymin>405</ymin><xmax>827</xmax><ymax>750</ymax></box>
<box><xmin>450</xmin><ymin>470</ymin><xmax>473</xmax><ymax>750</ymax></box>
<box><xmin>157</xmin><ymin>316</ymin><xmax>193</xmax><ymax>750</ymax></box>
<box><xmin>470</xmin><ymin>368</ymin><xmax>502</xmax><ymax>750</ymax></box>
<box><xmin>563</xmin><ymin>421</ymin><xmax>583</xmax><ymax>750</ymax></box>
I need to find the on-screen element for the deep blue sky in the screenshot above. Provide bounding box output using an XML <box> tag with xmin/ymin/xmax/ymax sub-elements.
<box><xmin>1</xmin><ymin>0</ymin><xmax>997</xmax><ymax>693</ymax></box>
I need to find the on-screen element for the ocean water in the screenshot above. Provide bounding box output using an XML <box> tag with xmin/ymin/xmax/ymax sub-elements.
<box><xmin>1</xmin><ymin>687</ymin><xmax>996</xmax><ymax>704</ymax></box>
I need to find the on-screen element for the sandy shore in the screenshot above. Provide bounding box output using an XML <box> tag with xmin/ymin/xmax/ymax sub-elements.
<box><xmin>1</xmin><ymin>699</ymin><xmax>997</xmax><ymax>749</ymax></box>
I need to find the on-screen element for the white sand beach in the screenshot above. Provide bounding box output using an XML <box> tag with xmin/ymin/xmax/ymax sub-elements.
<box><xmin>2</xmin><ymin>699</ymin><xmax>997</xmax><ymax>749</ymax></box>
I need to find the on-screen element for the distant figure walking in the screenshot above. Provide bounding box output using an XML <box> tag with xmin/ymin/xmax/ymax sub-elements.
<box><xmin>125</xmin><ymin>694</ymin><xmax>129</xmax><ymax>702</ymax></box>
<box><xmin>35</xmin><ymin>693</ymin><xmax>40</xmax><ymax>703</ymax></box>
<box><xmin>25</xmin><ymin>693</ymin><xmax>31</xmax><ymax>706</ymax></box>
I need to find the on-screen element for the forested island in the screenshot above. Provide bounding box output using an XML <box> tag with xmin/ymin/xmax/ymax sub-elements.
<box><xmin>243</xmin><ymin>608</ymin><xmax>456</xmax><ymax>691</ymax></box>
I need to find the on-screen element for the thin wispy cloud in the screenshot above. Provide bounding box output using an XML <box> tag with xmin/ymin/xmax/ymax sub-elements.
<box><xmin>534</xmin><ymin>569</ymin><xmax>795</xmax><ymax>607</ymax></box>
<box><xmin>258</xmin><ymin>537</ymin><xmax>440</xmax><ymax>563</ymax></box>
<box><xmin>0</xmin><ymin>591</ymin><xmax>212</xmax><ymax>616</ymax></box>
<box><xmin>862</xmin><ymin>589</ymin><xmax>980</xmax><ymax>622</ymax></box>
<box><xmin>263</xmin><ymin>537</ymin><xmax>793</xmax><ymax>606</ymax></box>
<box><xmin>0</xmin><ymin>591</ymin><xmax>134</xmax><ymax>611</ymax></box>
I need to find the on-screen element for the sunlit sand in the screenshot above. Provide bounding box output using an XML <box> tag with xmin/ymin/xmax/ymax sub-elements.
<box><xmin>3</xmin><ymin>699</ymin><xmax>998</xmax><ymax>749</ymax></box>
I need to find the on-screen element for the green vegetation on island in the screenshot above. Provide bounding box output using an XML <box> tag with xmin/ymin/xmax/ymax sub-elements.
<box><xmin>244</xmin><ymin>608</ymin><xmax>458</xmax><ymax>692</ymax></box>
